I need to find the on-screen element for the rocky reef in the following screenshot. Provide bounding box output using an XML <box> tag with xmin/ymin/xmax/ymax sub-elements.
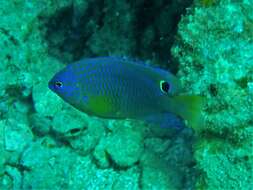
<box><xmin>0</xmin><ymin>0</ymin><xmax>252</xmax><ymax>189</ymax></box>
<box><xmin>172</xmin><ymin>0</ymin><xmax>253</xmax><ymax>189</ymax></box>
<box><xmin>0</xmin><ymin>0</ymin><xmax>194</xmax><ymax>189</ymax></box>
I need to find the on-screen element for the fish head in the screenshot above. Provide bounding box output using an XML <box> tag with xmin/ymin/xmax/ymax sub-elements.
<box><xmin>48</xmin><ymin>66</ymin><xmax>84</xmax><ymax>106</ymax></box>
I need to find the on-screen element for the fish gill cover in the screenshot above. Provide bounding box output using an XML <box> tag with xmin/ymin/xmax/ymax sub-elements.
<box><xmin>0</xmin><ymin>0</ymin><xmax>252</xmax><ymax>190</ymax></box>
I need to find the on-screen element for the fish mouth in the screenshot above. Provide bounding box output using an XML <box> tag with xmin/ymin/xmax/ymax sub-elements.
<box><xmin>48</xmin><ymin>78</ymin><xmax>55</xmax><ymax>91</ymax></box>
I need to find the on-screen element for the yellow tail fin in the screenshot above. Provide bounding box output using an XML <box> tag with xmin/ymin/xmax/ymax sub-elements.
<box><xmin>169</xmin><ymin>95</ymin><xmax>205</xmax><ymax>130</ymax></box>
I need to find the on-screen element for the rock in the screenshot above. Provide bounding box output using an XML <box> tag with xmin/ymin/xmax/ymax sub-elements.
<box><xmin>32</xmin><ymin>82</ymin><xmax>62</xmax><ymax>117</ymax></box>
<box><xmin>93</xmin><ymin>138</ymin><xmax>110</xmax><ymax>168</ymax></box>
<box><xmin>144</xmin><ymin>137</ymin><xmax>171</xmax><ymax>154</ymax></box>
<box><xmin>68</xmin><ymin>119</ymin><xmax>106</xmax><ymax>155</ymax></box>
<box><xmin>141</xmin><ymin>166</ymin><xmax>173</xmax><ymax>190</ymax></box>
<box><xmin>52</xmin><ymin>109</ymin><xmax>88</xmax><ymax>135</ymax></box>
<box><xmin>172</xmin><ymin>1</ymin><xmax>253</xmax><ymax>188</ymax></box>
<box><xmin>68</xmin><ymin>156</ymin><xmax>119</xmax><ymax>190</ymax></box>
<box><xmin>5</xmin><ymin>165</ymin><xmax>22</xmax><ymax>190</ymax></box>
<box><xmin>112</xmin><ymin>167</ymin><xmax>140</xmax><ymax>190</ymax></box>
<box><xmin>105</xmin><ymin>126</ymin><xmax>144</xmax><ymax>167</ymax></box>
<box><xmin>21</xmin><ymin>142</ymin><xmax>76</xmax><ymax>190</ymax></box>
<box><xmin>0</xmin><ymin>121</ymin><xmax>8</xmax><ymax>176</ymax></box>
<box><xmin>4</xmin><ymin>119</ymin><xmax>33</xmax><ymax>153</ymax></box>
<box><xmin>0</xmin><ymin>174</ymin><xmax>12</xmax><ymax>190</ymax></box>
<box><xmin>29</xmin><ymin>113</ymin><xmax>51</xmax><ymax>135</ymax></box>
<box><xmin>21</xmin><ymin>142</ymin><xmax>123</xmax><ymax>190</ymax></box>
<box><xmin>140</xmin><ymin>152</ymin><xmax>180</xmax><ymax>190</ymax></box>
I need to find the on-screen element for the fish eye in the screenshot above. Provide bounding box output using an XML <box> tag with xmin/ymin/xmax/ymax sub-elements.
<box><xmin>54</xmin><ymin>81</ymin><xmax>63</xmax><ymax>88</ymax></box>
<box><xmin>160</xmin><ymin>80</ymin><xmax>170</xmax><ymax>93</ymax></box>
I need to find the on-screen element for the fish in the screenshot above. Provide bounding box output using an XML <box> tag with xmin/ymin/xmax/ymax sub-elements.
<box><xmin>48</xmin><ymin>57</ymin><xmax>204</xmax><ymax>129</ymax></box>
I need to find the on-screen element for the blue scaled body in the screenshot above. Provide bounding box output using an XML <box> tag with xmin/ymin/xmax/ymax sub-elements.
<box><xmin>49</xmin><ymin>57</ymin><xmax>203</xmax><ymax>129</ymax></box>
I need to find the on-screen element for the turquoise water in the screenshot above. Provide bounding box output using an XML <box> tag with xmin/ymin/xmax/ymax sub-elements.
<box><xmin>0</xmin><ymin>0</ymin><xmax>252</xmax><ymax>189</ymax></box>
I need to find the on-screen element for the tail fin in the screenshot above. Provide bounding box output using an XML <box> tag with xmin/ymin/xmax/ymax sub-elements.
<box><xmin>168</xmin><ymin>95</ymin><xmax>205</xmax><ymax>130</ymax></box>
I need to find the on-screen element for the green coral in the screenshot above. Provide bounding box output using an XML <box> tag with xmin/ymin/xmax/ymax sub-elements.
<box><xmin>194</xmin><ymin>139</ymin><xmax>253</xmax><ymax>189</ymax></box>
<box><xmin>105</xmin><ymin>122</ymin><xmax>144</xmax><ymax>167</ymax></box>
<box><xmin>172</xmin><ymin>0</ymin><xmax>253</xmax><ymax>189</ymax></box>
<box><xmin>5</xmin><ymin>0</ymin><xmax>252</xmax><ymax>189</ymax></box>
<box><xmin>0</xmin><ymin>0</ymin><xmax>194</xmax><ymax>188</ymax></box>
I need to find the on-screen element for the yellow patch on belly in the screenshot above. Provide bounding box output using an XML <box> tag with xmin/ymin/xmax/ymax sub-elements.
<box><xmin>87</xmin><ymin>96</ymin><xmax>116</xmax><ymax>118</ymax></box>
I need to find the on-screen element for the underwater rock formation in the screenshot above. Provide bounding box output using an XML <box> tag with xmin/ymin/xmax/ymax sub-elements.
<box><xmin>1</xmin><ymin>0</ymin><xmax>251</xmax><ymax>189</ymax></box>
<box><xmin>172</xmin><ymin>0</ymin><xmax>253</xmax><ymax>189</ymax></box>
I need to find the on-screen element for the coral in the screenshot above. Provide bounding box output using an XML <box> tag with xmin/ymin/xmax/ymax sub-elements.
<box><xmin>29</xmin><ymin>113</ymin><xmax>52</xmax><ymax>135</ymax></box>
<box><xmin>139</xmin><ymin>151</ymin><xmax>177</xmax><ymax>190</ymax></box>
<box><xmin>0</xmin><ymin>121</ymin><xmax>7</xmax><ymax>176</ymax></box>
<box><xmin>111</xmin><ymin>166</ymin><xmax>140</xmax><ymax>190</ymax></box>
<box><xmin>67</xmin><ymin>119</ymin><xmax>106</xmax><ymax>155</ymax></box>
<box><xmin>0</xmin><ymin>0</ymin><xmax>209</xmax><ymax>189</ymax></box>
<box><xmin>140</xmin><ymin>128</ymin><xmax>197</xmax><ymax>190</ymax></box>
<box><xmin>4</xmin><ymin>119</ymin><xmax>33</xmax><ymax>154</ymax></box>
<box><xmin>0</xmin><ymin>175</ymin><xmax>12</xmax><ymax>190</ymax></box>
<box><xmin>5</xmin><ymin>166</ymin><xmax>22</xmax><ymax>190</ymax></box>
<box><xmin>172</xmin><ymin>0</ymin><xmax>253</xmax><ymax>189</ymax></box>
<box><xmin>194</xmin><ymin>138</ymin><xmax>253</xmax><ymax>189</ymax></box>
<box><xmin>20</xmin><ymin>140</ymin><xmax>141</xmax><ymax>189</ymax></box>
<box><xmin>105</xmin><ymin>122</ymin><xmax>144</xmax><ymax>167</ymax></box>
<box><xmin>173</xmin><ymin>1</ymin><xmax>253</xmax><ymax>140</ymax></box>
<box><xmin>93</xmin><ymin>137</ymin><xmax>111</xmax><ymax>168</ymax></box>
<box><xmin>141</xmin><ymin>164</ymin><xmax>174</xmax><ymax>189</ymax></box>
<box><xmin>86</xmin><ymin>0</ymin><xmax>136</xmax><ymax>56</ymax></box>
<box><xmin>21</xmin><ymin>142</ymin><xmax>89</xmax><ymax>189</ymax></box>
<box><xmin>32</xmin><ymin>81</ymin><xmax>63</xmax><ymax>117</ymax></box>
<box><xmin>51</xmin><ymin>109</ymin><xmax>88</xmax><ymax>135</ymax></box>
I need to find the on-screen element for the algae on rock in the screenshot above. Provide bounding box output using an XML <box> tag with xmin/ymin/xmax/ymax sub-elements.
<box><xmin>172</xmin><ymin>0</ymin><xmax>253</xmax><ymax>189</ymax></box>
<box><xmin>0</xmin><ymin>0</ymin><xmax>202</xmax><ymax>189</ymax></box>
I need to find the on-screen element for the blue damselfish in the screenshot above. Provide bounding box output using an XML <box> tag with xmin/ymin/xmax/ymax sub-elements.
<box><xmin>48</xmin><ymin>57</ymin><xmax>203</xmax><ymax>129</ymax></box>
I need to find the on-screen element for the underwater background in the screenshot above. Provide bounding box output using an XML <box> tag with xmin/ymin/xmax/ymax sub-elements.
<box><xmin>0</xmin><ymin>0</ymin><xmax>252</xmax><ymax>189</ymax></box>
